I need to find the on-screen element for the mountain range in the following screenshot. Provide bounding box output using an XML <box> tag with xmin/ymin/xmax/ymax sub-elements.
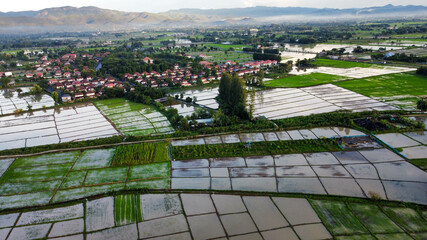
<box><xmin>0</xmin><ymin>5</ymin><xmax>426</xmax><ymax>33</ymax></box>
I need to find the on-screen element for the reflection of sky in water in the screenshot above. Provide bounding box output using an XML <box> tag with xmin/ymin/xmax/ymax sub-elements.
<box><xmin>0</xmin><ymin>87</ymin><xmax>54</xmax><ymax>115</ymax></box>
<box><xmin>283</xmin><ymin>44</ymin><xmax>404</xmax><ymax>53</ymax></box>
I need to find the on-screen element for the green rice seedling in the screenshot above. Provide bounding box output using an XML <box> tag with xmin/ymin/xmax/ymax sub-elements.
<box><xmin>111</xmin><ymin>142</ymin><xmax>169</xmax><ymax>166</ymax></box>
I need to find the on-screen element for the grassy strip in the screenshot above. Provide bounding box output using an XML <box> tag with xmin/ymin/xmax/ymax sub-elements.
<box><xmin>408</xmin><ymin>159</ymin><xmax>427</xmax><ymax>171</ymax></box>
<box><xmin>111</xmin><ymin>142</ymin><xmax>169</xmax><ymax>166</ymax></box>
<box><xmin>335</xmin><ymin>73</ymin><xmax>426</xmax><ymax>98</ymax></box>
<box><xmin>172</xmin><ymin>139</ymin><xmax>340</xmax><ymax>160</ymax></box>
<box><xmin>264</xmin><ymin>73</ymin><xmax>347</xmax><ymax>88</ymax></box>
<box><xmin>313</xmin><ymin>59</ymin><xmax>379</xmax><ymax>68</ymax></box>
<box><xmin>204</xmin><ymin>43</ymin><xmax>251</xmax><ymax>51</ymax></box>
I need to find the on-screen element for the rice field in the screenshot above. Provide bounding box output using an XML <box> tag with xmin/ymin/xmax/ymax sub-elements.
<box><xmin>167</xmin><ymin>103</ymin><xmax>201</xmax><ymax>118</ymax></box>
<box><xmin>0</xmin><ymin>87</ymin><xmax>55</xmax><ymax>115</ymax></box>
<box><xmin>114</xmin><ymin>194</ymin><xmax>136</xmax><ymax>226</ymax></box>
<box><xmin>264</xmin><ymin>73</ymin><xmax>348</xmax><ymax>88</ymax></box>
<box><xmin>251</xmin><ymin>84</ymin><xmax>397</xmax><ymax>120</ymax></box>
<box><xmin>188</xmin><ymin>51</ymin><xmax>253</xmax><ymax>62</ymax></box>
<box><xmin>335</xmin><ymin>73</ymin><xmax>427</xmax><ymax>110</ymax></box>
<box><xmin>95</xmin><ymin>98</ymin><xmax>174</xmax><ymax>136</ymax></box>
<box><xmin>0</xmin><ymin>193</ymin><xmax>425</xmax><ymax>240</ymax></box>
<box><xmin>171</xmin><ymin>87</ymin><xmax>219</xmax><ymax>109</ymax></box>
<box><xmin>111</xmin><ymin>142</ymin><xmax>169</xmax><ymax>166</ymax></box>
<box><xmin>0</xmin><ymin>104</ymin><xmax>119</xmax><ymax>151</ymax></box>
<box><xmin>310</xmin><ymin>200</ymin><xmax>370</xmax><ymax>235</ymax></box>
<box><xmin>0</xmin><ymin>145</ymin><xmax>171</xmax><ymax>210</ymax></box>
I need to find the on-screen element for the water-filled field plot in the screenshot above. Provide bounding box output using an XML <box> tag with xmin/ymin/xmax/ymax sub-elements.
<box><xmin>0</xmin><ymin>87</ymin><xmax>55</xmax><ymax>115</ymax></box>
<box><xmin>1</xmin><ymin>193</ymin><xmax>425</xmax><ymax>240</ymax></box>
<box><xmin>172</xmin><ymin>87</ymin><xmax>219</xmax><ymax>109</ymax></box>
<box><xmin>171</xmin><ymin>148</ymin><xmax>427</xmax><ymax>205</ymax></box>
<box><xmin>171</xmin><ymin>127</ymin><xmax>365</xmax><ymax>146</ymax></box>
<box><xmin>251</xmin><ymin>84</ymin><xmax>397</xmax><ymax>120</ymax></box>
<box><xmin>95</xmin><ymin>98</ymin><xmax>173</xmax><ymax>136</ymax></box>
<box><xmin>0</xmin><ymin>145</ymin><xmax>170</xmax><ymax>210</ymax></box>
<box><xmin>0</xmin><ymin>104</ymin><xmax>119</xmax><ymax>151</ymax></box>
<box><xmin>375</xmin><ymin>132</ymin><xmax>427</xmax><ymax>160</ymax></box>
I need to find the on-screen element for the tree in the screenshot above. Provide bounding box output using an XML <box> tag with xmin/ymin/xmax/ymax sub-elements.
<box><xmin>193</xmin><ymin>96</ymin><xmax>197</xmax><ymax>104</ymax></box>
<box><xmin>0</xmin><ymin>78</ymin><xmax>11</xmax><ymax>88</ymax></box>
<box><xmin>29</xmin><ymin>84</ymin><xmax>43</xmax><ymax>94</ymax></box>
<box><xmin>249</xmin><ymin>88</ymin><xmax>256</xmax><ymax>118</ymax></box>
<box><xmin>179</xmin><ymin>118</ymin><xmax>190</xmax><ymax>131</ymax></box>
<box><xmin>16</xmin><ymin>88</ymin><xmax>23</xmax><ymax>95</ymax></box>
<box><xmin>218</xmin><ymin>72</ymin><xmax>232</xmax><ymax>109</ymax></box>
<box><xmin>416</xmin><ymin>66</ymin><xmax>427</xmax><ymax>76</ymax></box>
<box><xmin>417</xmin><ymin>98</ymin><xmax>427</xmax><ymax>111</ymax></box>
<box><xmin>256</xmin><ymin>70</ymin><xmax>264</xmax><ymax>86</ymax></box>
<box><xmin>216</xmin><ymin>73</ymin><xmax>248</xmax><ymax>119</ymax></box>
<box><xmin>52</xmin><ymin>91</ymin><xmax>59</xmax><ymax>103</ymax></box>
<box><xmin>204</xmin><ymin>68</ymin><xmax>210</xmax><ymax>78</ymax></box>
<box><xmin>166</xmin><ymin>96</ymin><xmax>174</xmax><ymax>107</ymax></box>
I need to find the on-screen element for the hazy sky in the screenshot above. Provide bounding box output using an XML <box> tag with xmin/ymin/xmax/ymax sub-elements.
<box><xmin>2</xmin><ymin>0</ymin><xmax>426</xmax><ymax>12</ymax></box>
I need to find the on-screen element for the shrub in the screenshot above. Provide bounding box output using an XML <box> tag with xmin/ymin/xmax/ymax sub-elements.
<box><xmin>417</xmin><ymin>98</ymin><xmax>427</xmax><ymax>111</ymax></box>
<box><xmin>416</xmin><ymin>66</ymin><xmax>427</xmax><ymax>76</ymax></box>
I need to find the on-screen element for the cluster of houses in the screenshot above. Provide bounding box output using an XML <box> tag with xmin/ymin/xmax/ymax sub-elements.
<box><xmin>123</xmin><ymin>59</ymin><xmax>278</xmax><ymax>87</ymax></box>
<box><xmin>35</xmin><ymin>52</ymin><xmax>129</xmax><ymax>102</ymax></box>
<box><xmin>48</xmin><ymin>76</ymin><xmax>129</xmax><ymax>102</ymax></box>
<box><xmin>8</xmin><ymin>50</ymin><xmax>278</xmax><ymax>101</ymax></box>
<box><xmin>23</xmin><ymin>52</ymin><xmax>111</xmax><ymax>80</ymax></box>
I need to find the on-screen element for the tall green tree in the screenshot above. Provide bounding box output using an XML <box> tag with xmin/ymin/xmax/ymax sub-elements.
<box><xmin>0</xmin><ymin>78</ymin><xmax>11</xmax><ymax>88</ymax></box>
<box><xmin>217</xmin><ymin>73</ymin><xmax>248</xmax><ymax>119</ymax></box>
<box><xmin>256</xmin><ymin>70</ymin><xmax>264</xmax><ymax>86</ymax></box>
<box><xmin>218</xmin><ymin>72</ymin><xmax>232</xmax><ymax>109</ymax></box>
<box><xmin>52</xmin><ymin>91</ymin><xmax>59</xmax><ymax>103</ymax></box>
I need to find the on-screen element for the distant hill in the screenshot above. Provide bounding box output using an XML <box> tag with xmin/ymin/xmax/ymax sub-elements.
<box><xmin>0</xmin><ymin>5</ymin><xmax>426</xmax><ymax>33</ymax></box>
<box><xmin>0</xmin><ymin>6</ymin><xmax>219</xmax><ymax>33</ymax></box>
<box><xmin>171</xmin><ymin>4</ymin><xmax>427</xmax><ymax>18</ymax></box>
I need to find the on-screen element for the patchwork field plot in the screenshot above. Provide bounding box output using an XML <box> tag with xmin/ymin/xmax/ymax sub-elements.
<box><xmin>0</xmin><ymin>144</ymin><xmax>171</xmax><ymax>210</ymax></box>
<box><xmin>375</xmin><ymin>132</ymin><xmax>427</xmax><ymax>160</ymax></box>
<box><xmin>310</xmin><ymin>199</ymin><xmax>427</xmax><ymax>239</ymax></box>
<box><xmin>171</xmin><ymin>127</ymin><xmax>366</xmax><ymax>147</ymax></box>
<box><xmin>95</xmin><ymin>98</ymin><xmax>173</xmax><ymax>136</ymax></box>
<box><xmin>173</xmin><ymin>87</ymin><xmax>219</xmax><ymax>109</ymax></box>
<box><xmin>167</xmin><ymin>103</ymin><xmax>202</xmax><ymax>118</ymax></box>
<box><xmin>0</xmin><ymin>87</ymin><xmax>55</xmax><ymax>115</ymax></box>
<box><xmin>335</xmin><ymin>73</ymin><xmax>427</xmax><ymax>110</ymax></box>
<box><xmin>171</xmin><ymin>147</ymin><xmax>427</xmax><ymax>204</ymax></box>
<box><xmin>264</xmin><ymin>73</ymin><xmax>348</xmax><ymax>88</ymax></box>
<box><xmin>111</xmin><ymin>142</ymin><xmax>169</xmax><ymax>166</ymax></box>
<box><xmin>314</xmin><ymin>66</ymin><xmax>414</xmax><ymax>78</ymax></box>
<box><xmin>114</xmin><ymin>194</ymin><xmax>136</xmax><ymax>226</ymax></box>
<box><xmin>0</xmin><ymin>104</ymin><xmax>119</xmax><ymax>151</ymax></box>
<box><xmin>251</xmin><ymin>85</ymin><xmax>397</xmax><ymax>120</ymax></box>
<box><xmin>0</xmin><ymin>193</ymin><xmax>424</xmax><ymax>240</ymax></box>
<box><xmin>310</xmin><ymin>200</ymin><xmax>369</xmax><ymax>235</ymax></box>
<box><xmin>188</xmin><ymin>50</ymin><xmax>252</xmax><ymax>62</ymax></box>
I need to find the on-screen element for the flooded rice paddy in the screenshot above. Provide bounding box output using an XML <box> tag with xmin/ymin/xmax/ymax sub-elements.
<box><xmin>0</xmin><ymin>104</ymin><xmax>119</xmax><ymax>151</ymax></box>
<box><xmin>288</xmin><ymin>66</ymin><xmax>415</xmax><ymax>78</ymax></box>
<box><xmin>0</xmin><ymin>193</ymin><xmax>424</xmax><ymax>240</ymax></box>
<box><xmin>171</xmin><ymin>148</ymin><xmax>427</xmax><ymax>205</ymax></box>
<box><xmin>0</xmin><ymin>88</ymin><xmax>55</xmax><ymax>115</ymax></box>
<box><xmin>251</xmin><ymin>84</ymin><xmax>397</xmax><ymax>119</ymax></box>
<box><xmin>95</xmin><ymin>99</ymin><xmax>173</xmax><ymax>136</ymax></box>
